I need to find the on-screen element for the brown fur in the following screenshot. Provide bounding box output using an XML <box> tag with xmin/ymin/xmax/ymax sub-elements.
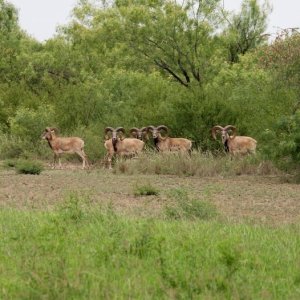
<box><xmin>104</xmin><ymin>138</ymin><xmax>145</xmax><ymax>169</ymax></box>
<box><xmin>212</xmin><ymin>125</ymin><xmax>257</xmax><ymax>155</ymax></box>
<box><xmin>41</xmin><ymin>128</ymin><xmax>89</xmax><ymax>169</ymax></box>
<box><xmin>154</xmin><ymin>134</ymin><xmax>192</xmax><ymax>153</ymax></box>
<box><xmin>147</xmin><ymin>126</ymin><xmax>192</xmax><ymax>153</ymax></box>
<box><xmin>226</xmin><ymin>136</ymin><xmax>257</xmax><ymax>155</ymax></box>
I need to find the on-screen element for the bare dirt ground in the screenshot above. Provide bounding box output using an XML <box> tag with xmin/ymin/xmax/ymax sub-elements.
<box><xmin>1</xmin><ymin>165</ymin><xmax>300</xmax><ymax>225</ymax></box>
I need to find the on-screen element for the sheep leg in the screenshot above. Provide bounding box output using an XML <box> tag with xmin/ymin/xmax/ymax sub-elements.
<box><xmin>105</xmin><ymin>153</ymin><xmax>113</xmax><ymax>169</ymax></box>
<box><xmin>58</xmin><ymin>155</ymin><xmax>62</xmax><ymax>169</ymax></box>
<box><xmin>75</xmin><ymin>150</ymin><xmax>87</xmax><ymax>169</ymax></box>
<box><xmin>52</xmin><ymin>153</ymin><xmax>58</xmax><ymax>169</ymax></box>
<box><xmin>81</xmin><ymin>149</ymin><xmax>89</xmax><ymax>169</ymax></box>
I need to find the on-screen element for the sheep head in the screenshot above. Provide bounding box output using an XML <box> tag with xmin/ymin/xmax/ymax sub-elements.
<box><xmin>104</xmin><ymin>127</ymin><xmax>125</xmax><ymax>141</ymax></box>
<box><xmin>147</xmin><ymin>125</ymin><xmax>168</xmax><ymax>140</ymax></box>
<box><xmin>212</xmin><ymin>125</ymin><xmax>237</xmax><ymax>144</ymax></box>
<box><xmin>130</xmin><ymin>127</ymin><xmax>148</xmax><ymax>140</ymax></box>
<box><xmin>41</xmin><ymin>127</ymin><xmax>58</xmax><ymax>140</ymax></box>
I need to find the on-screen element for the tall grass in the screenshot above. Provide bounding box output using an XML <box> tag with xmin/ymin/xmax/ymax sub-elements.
<box><xmin>0</xmin><ymin>195</ymin><xmax>300</xmax><ymax>299</ymax></box>
<box><xmin>114</xmin><ymin>151</ymin><xmax>279</xmax><ymax>177</ymax></box>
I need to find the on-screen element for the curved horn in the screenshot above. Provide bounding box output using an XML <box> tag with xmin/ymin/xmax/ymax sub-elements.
<box><xmin>211</xmin><ymin>125</ymin><xmax>224</xmax><ymax>140</ymax></box>
<box><xmin>157</xmin><ymin>125</ymin><xmax>168</xmax><ymax>132</ymax></box>
<box><xmin>129</xmin><ymin>127</ymin><xmax>139</xmax><ymax>134</ymax></box>
<box><xmin>50</xmin><ymin>127</ymin><xmax>59</xmax><ymax>133</ymax></box>
<box><xmin>116</xmin><ymin>127</ymin><xmax>125</xmax><ymax>134</ymax></box>
<box><xmin>147</xmin><ymin>125</ymin><xmax>156</xmax><ymax>132</ymax></box>
<box><xmin>141</xmin><ymin>127</ymin><xmax>148</xmax><ymax>132</ymax></box>
<box><xmin>224</xmin><ymin>125</ymin><xmax>236</xmax><ymax>138</ymax></box>
<box><xmin>105</xmin><ymin>127</ymin><xmax>115</xmax><ymax>134</ymax></box>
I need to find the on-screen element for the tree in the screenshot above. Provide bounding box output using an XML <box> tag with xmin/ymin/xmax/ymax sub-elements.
<box><xmin>116</xmin><ymin>0</ymin><xmax>224</xmax><ymax>87</ymax></box>
<box><xmin>223</xmin><ymin>0</ymin><xmax>271</xmax><ymax>63</ymax></box>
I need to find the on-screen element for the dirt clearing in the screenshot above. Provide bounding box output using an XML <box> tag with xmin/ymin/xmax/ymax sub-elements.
<box><xmin>1</xmin><ymin>167</ymin><xmax>300</xmax><ymax>225</ymax></box>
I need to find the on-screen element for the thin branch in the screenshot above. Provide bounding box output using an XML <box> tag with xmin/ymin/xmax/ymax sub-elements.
<box><xmin>154</xmin><ymin>58</ymin><xmax>189</xmax><ymax>87</ymax></box>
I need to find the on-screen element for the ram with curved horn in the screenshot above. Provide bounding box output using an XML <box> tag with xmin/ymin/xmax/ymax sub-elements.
<box><xmin>41</xmin><ymin>127</ymin><xmax>89</xmax><ymax>169</ymax></box>
<box><xmin>211</xmin><ymin>125</ymin><xmax>257</xmax><ymax>155</ymax></box>
<box><xmin>104</xmin><ymin>127</ymin><xmax>145</xmax><ymax>169</ymax></box>
<box><xmin>129</xmin><ymin>127</ymin><xmax>148</xmax><ymax>141</ymax></box>
<box><xmin>147</xmin><ymin>125</ymin><xmax>192</xmax><ymax>153</ymax></box>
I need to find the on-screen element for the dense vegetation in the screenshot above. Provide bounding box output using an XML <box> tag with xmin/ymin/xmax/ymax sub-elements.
<box><xmin>1</xmin><ymin>194</ymin><xmax>300</xmax><ymax>299</ymax></box>
<box><xmin>0</xmin><ymin>0</ymin><xmax>300</xmax><ymax>169</ymax></box>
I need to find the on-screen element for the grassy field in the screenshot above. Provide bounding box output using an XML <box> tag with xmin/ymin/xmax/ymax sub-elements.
<box><xmin>1</xmin><ymin>156</ymin><xmax>300</xmax><ymax>298</ymax></box>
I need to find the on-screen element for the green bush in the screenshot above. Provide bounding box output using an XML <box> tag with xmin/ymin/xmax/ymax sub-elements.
<box><xmin>9</xmin><ymin>105</ymin><xmax>56</xmax><ymax>143</ymax></box>
<box><xmin>261</xmin><ymin>111</ymin><xmax>300</xmax><ymax>172</ymax></box>
<box><xmin>134</xmin><ymin>183</ymin><xmax>159</xmax><ymax>196</ymax></box>
<box><xmin>15</xmin><ymin>160</ymin><xmax>44</xmax><ymax>175</ymax></box>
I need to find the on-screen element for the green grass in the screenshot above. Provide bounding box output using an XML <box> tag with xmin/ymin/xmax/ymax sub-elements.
<box><xmin>1</xmin><ymin>195</ymin><xmax>300</xmax><ymax>299</ymax></box>
<box><xmin>165</xmin><ymin>188</ymin><xmax>218</xmax><ymax>220</ymax></box>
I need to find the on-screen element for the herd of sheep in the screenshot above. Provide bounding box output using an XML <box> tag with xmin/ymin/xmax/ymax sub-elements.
<box><xmin>41</xmin><ymin>125</ymin><xmax>257</xmax><ymax>169</ymax></box>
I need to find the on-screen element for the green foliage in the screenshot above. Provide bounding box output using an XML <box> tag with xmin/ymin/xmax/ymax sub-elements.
<box><xmin>0</xmin><ymin>132</ymin><xmax>29</xmax><ymax>159</ymax></box>
<box><xmin>165</xmin><ymin>188</ymin><xmax>218</xmax><ymax>220</ymax></box>
<box><xmin>9</xmin><ymin>105</ymin><xmax>56</xmax><ymax>143</ymax></box>
<box><xmin>259</xmin><ymin>31</ymin><xmax>300</xmax><ymax>91</ymax></box>
<box><xmin>1</xmin><ymin>208</ymin><xmax>300</xmax><ymax>298</ymax></box>
<box><xmin>261</xmin><ymin>111</ymin><xmax>300</xmax><ymax>170</ymax></box>
<box><xmin>58</xmin><ymin>192</ymin><xmax>91</xmax><ymax>222</ymax></box>
<box><xmin>0</xmin><ymin>0</ymin><xmax>297</xmax><ymax>174</ymax></box>
<box><xmin>134</xmin><ymin>183</ymin><xmax>159</xmax><ymax>196</ymax></box>
<box><xmin>224</xmin><ymin>0</ymin><xmax>271</xmax><ymax>62</ymax></box>
<box><xmin>15</xmin><ymin>159</ymin><xmax>43</xmax><ymax>175</ymax></box>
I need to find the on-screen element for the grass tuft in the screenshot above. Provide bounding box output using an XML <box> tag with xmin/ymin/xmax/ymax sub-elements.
<box><xmin>134</xmin><ymin>183</ymin><xmax>159</xmax><ymax>196</ymax></box>
<box><xmin>165</xmin><ymin>188</ymin><xmax>218</xmax><ymax>220</ymax></box>
<box><xmin>3</xmin><ymin>159</ymin><xmax>18</xmax><ymax>168</ymax></box>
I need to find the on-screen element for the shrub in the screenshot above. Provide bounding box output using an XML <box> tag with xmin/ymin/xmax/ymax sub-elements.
<box><xmin>9</xmin><ymin>105</ymin><xmax>55</xmax><ymax>144</ymax></box>
<box><xmin>134</xmin><ymin>184</ymin><xmax>159</xmax><ymax>196</ymax></box>
<box><xmin>15</xmin><ymin>160</ymin><xmax>44</xmax><ymax>175</ymax></box>
<box><xmin>261</xmin><ymin>111</ymin><xmax>300</xmax><ymax>173</ymax></box>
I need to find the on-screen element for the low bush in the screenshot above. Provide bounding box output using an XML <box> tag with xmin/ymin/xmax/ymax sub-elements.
<box><xmin>134</xmin><ymin>183</ymin><xmax>159</xmax><ymax>196</ymax></box>
<box><xmin>15</xmin><ymin>160</ymin><xmax>44</xmax><ymax>175</ymax></box>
